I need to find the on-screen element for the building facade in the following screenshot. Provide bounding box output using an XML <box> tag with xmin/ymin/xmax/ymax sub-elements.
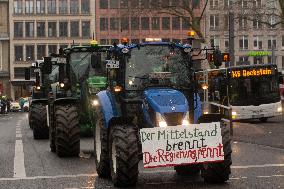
<box><xmin>95</xmin><ymin>0</ymin><xmax>206</xmax><ymax>44</ymax></box>
<box><xmin>9</xmin><ymin>0</ymin><xmax>95</xmax><ymax>100</ymax></box>
<box><xmin>205</xmin><ymin>0</ymin><xmax>284</xmax><ymax>70</ymax></box>
<box><xmin>0</xmin><ymin>0</ymin><xmax>10</xmax><ymax>98</ymax></box>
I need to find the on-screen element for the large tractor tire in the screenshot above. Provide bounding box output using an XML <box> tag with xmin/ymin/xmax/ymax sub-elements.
<box><xmin>55</xmin><ymin>104</ymin><xmax>80</xmax><ymax>157</ymax></box>
<box><xmin>49</xmin><ymin>105</ymin><xmax>56</xmax><ymax>152</ymax></box>
<box><xmin>94</xmin><ymin>107</ymin><xmax>111</xmax><ymax>178</ymax></box>
<box><xmin>200</xmin><ymin>119</ymin><xmax>232</xmax><ymax>183</ymax></box>
<box><xmin>28</xmin><ymin>111</ymin><xmax>32</xmax><ymax>129</ymax></box>
<box><xmin>174</xmin><ymin>164</ymin><xmax>200</xmax><ymax>176</ymax></box>
<box><xmin>31</xmin><ymin>103</ymin><xmax>49</xmax><ymax>139</ymax></box>
<box><xmin>109</xmin><ymin>124</ymin><xmax>139</xmax><ymax>187</ymax></box>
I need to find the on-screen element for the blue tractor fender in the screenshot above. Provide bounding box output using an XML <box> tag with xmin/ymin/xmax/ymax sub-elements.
<box><xmin>96</xmin><ymin>90</ymin><xmax>119</xmax><ymax>128</ymax></box>
<box><xmin>194</xmin><ymin>94</ymin><xmax>202</xmax><ymax>123</ymax></box>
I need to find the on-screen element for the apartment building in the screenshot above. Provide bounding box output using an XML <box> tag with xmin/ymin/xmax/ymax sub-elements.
<box><xmin>9</xmin><ymin>0</ymin><xmax>95</xmax><ymax>100</ymax></box>
<box><xmin>205</xmin><ymin>0</ymin><xmax>284</xmax><ymax>70</ymax></box>
<box><xmin>95</xmin><ymin>0</ymin><xmax>206</xmax><ymax>44</ymax></box>
<box><xmin>0</xmin><ymin>0</ymin><xmax>10</xmax><ymax>97</ymax></box>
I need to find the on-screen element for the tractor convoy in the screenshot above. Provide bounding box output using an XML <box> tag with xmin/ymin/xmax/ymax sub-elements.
<box><xmin>24</xmin><ymin>35</ymin><xmax>237</xmax><ymax>187</ymax></box>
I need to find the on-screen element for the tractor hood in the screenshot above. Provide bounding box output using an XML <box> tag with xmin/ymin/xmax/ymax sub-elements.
<box><xmin>143</xmin><ymin>88</ymin><xmax>188</xmax><ymax>114</ymax></box>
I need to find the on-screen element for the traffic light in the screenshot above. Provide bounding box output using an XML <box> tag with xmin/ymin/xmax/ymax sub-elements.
<box><xmin>213</xmin><ymin>49</ymin><xmax>222</xmax><ymax>67</ymax></box>
<box><xmin>222</xmin><ymin>53</ymin><xmax>230</xmax><ymax>62</ymax></box>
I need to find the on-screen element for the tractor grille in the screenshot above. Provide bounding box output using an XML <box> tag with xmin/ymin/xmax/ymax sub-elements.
<box><xmin>164</xmin><ymin>112</ymin><xmax>183</xmax><ymax>126</ymax></box>
<box><xmin>151</xmin><ymin>95</ymin><xmax>185</xmax><ymax>106</ymax></box>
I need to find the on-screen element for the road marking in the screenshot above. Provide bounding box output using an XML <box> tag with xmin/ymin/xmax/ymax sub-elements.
<box><xmin>13</xmin><ymin>138</ymin><xmax>26</xmax><ymax>178</ymax></box>
<box><xmin>231</xmin><ymin>164</ymin><xmax>284</xmax><ymax>169</ymax></box>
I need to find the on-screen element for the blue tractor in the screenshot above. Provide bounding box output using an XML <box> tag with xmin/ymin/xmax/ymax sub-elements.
<box><xmin>93</xmin><ymin>41</ymin><xmax>232</xmax><ymax>187</ymax></box>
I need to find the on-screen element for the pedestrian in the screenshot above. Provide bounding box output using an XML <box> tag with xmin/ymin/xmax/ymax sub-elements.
<box><xmin>19</xmin><ymin>97</ymin><xmax>25</xmax><ymax>112</ymax></box>
<box><xmin>1</xmin><ymin>96</ymin><xmax>7</xmax><ymax>114</ymax></box>
<box><xmin>6</xmin><ymin>98</ymin><xmax>11</xmax><ymax>113</ymax></box>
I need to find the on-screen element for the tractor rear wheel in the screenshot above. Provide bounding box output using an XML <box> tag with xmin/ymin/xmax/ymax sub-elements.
<box><xmin>55</xmin><ymin>104</ymin><xmax>80</xmax><ymax>157</ymax></box>
<box><xmin>109</xmin><ymin>124</ymin><xmax>139</xmax><ymax>187</ymax></box>
<box><xmin>201</xmin><ymin>121</ymin><xmax>232</xmax><ymax>183</ymax></box>
<box><xmin>174</xmin><ymin>164</ymin><xmax>200</xmax><ymax>176</ymax></box>
<box><xmin>94</xmin><ymin>107</ymin><xmax>111</xmax><ymax>178</ymax></box>
<box><xmin>31</xmin><ymin>103</ymin><xmax>49</xmax><ymax>139</ymax></box>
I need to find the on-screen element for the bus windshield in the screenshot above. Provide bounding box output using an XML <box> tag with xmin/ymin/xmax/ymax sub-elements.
<box><xmin>229</xmin><ymin>67</ymin><xmax>280</xmax><ymax>106</ymax></box>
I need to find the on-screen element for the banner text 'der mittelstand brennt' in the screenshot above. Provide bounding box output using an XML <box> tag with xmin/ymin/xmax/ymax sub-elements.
<box><xmin>140</xmin><ymin>122</ymin><xmax>224</xmax><ymax>168</ymax></box>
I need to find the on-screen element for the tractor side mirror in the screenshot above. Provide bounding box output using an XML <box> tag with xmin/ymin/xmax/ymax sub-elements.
<box><xmin>43</xmin><ymin>57</ymin><xmax>52</xmax><ymax>74</ymax></box>
<box><xmin>91</xmin><ymin>54</ymin><xmax>102</xmax><ymax>69</ymax></box>
<box><xmin>25</xmin><ymin>68</ymin><xmax>31</xmax><ymax>80</ymax></box>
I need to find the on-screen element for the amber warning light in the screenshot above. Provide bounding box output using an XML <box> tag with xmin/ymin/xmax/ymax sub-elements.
<box><xmin>207</xmin><ymin>53</ymin><xmax>230</xmax><ymax>62</ymax></box>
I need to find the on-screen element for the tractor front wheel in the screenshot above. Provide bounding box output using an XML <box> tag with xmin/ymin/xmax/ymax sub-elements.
<box><xmin>55</xmin><ymin>104</ymin><xmax>80</xmax><ymax>157</ymax></box>
<box><xmin>31</xmin><ymin>103</ymin><xmax>49</xmax><ymax>139</ymax></box>
<box><xmin>94</xmin><ymin>107</ymin><xmax>111</xmax><ymax>178</ymax></box>
<box><xmin>109</xmin><ymin>124</ymin><xmax>139</xmax><ymax>187</ymax></box>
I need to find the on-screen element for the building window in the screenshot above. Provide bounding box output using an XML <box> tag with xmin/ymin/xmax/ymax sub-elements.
<box><xmin>48</xmin><ymin>22</ymin><xmax>57</xmax><ymax>37</ymax></box>
<box><xmin>269</xmin><ymin>15</ymin><xmax>276</xmax><ymax>29</ymax></box>
<box><xmin>14</xmin><ymin>0</ymin><xmax>23</xmax><ymax>14</ymax></box>
<box><xmin>82</xmin><ymin>21</ymin><xmax>90</xmax><ymax>37</ymax></box>
<box><xmin>182</xmin><ymin>17</ymin><xmax>190</xmax><ymax>30</ymax></box>
<box><xmin>100</xmin><ymin>39</ymin><xmax>109</xmax><ymax>45</ymax></box>
<box><xmin>162</xmin><ymin>17</ymin><xmax>170</xmax><ymax>30</ymax></box>
<box><xmin>59</xmin><ymin>0</ymin><xmax>68</xmax><ymax>14</ymax></box>
<box><xmin>37</xmin><ymin>45</ymin><xmax>46</xmax><ymax>59</ymax></box>
<box><xmin>131</xmin><ymin>17</ymin><xmax>139</xmax><ymax>30</ymax></box>
<box><xmin>172</xmin><ymin>17</ymin><xmax>180</xmax><ymax>30</ymax></box>
<box><xmin>223</xmin><ymin>15</ymin><xmax>229</xmax><ymax>30</ymax></box>
<box><xmin>15</xmin><ymin>46</ymin><xmax>23</xmax><ymax>61</ymax></box>
<box><xmin>224</xmin><ymin>37</ymin><xmax>229</xmax><ymax>49</ymax></box>
<box><xmin>253</xmin><ymin>56</ymin><xmax>263</xmax><ymax>65</ymax></box>
<box><xmin>268</xmin><ymin>36</ymin><xmax>276</xmax><ymax>49</ymax></box>
<box><xmin>141</xmin><ymin>0</ymin><xmax>150</xmax><ymax>8</ymax></box>
<box><xmin>253</xmin><ymin>0</ymin><xmax>261</xmax><ymax>7</ymax></box>
<box><xmin>151</xmin><ymin>17</ymin><xmax>160</xmax><ymax>30</ymax></box>
<box><xmin>25</xmin><ymin>0</ymin><xmax>34</xmax><ymax>14</ymax></box>
<box><xmin>47</xmin><ymin>0</ymin><xmax>56</xmax><ymax>14</ymax></box>
<box><xmin>141</xmin><ymin>17</ymin><xmax>149</xmax><ymax>30</ymax></box>
<box><xmin>37</xmin><ymin>22</ymin><xmax>46</xmax><ymax>37</ymax></box>
<box><xmin>14</xmin><ymin>22</ymin><xmax>23</xmax><ymax>38</ymax></box>
<box><xmin>209</xmin><ymin>0</ymin><xmax>218</xmax><ymax>9</ymax></box>
<box><xmin>110</xmin><ymin>0</ymin><xmax>119</xmax><ymax>8</ymax></box>
<box><xmin>110</xmin><ymin>18</ymin><xmax>119</xmax><ymax>30</ymax></box>
<box><xmin>238</xmin><ymin>16</ymin><xmax>247</xmax><ymax>30</ymax></box>
<box><xmin>70</xmin><ymin>21</ymin><xmax>79</xmax><ymax>37</ymax></box>
<box><xmin>70</xmin><ymin>0</ymin><xmax>79</xmax><ymax>14</ymax></box>
<box><xmin>282</xmin><ymin>56</ymin><xmax>284</xmax><ymax>69</ymax></box>
<box><xmin>253</xmin><ymin>36</ymin><xmax>262</xmax><ymax>50</ymax></box>
<box><xmin>100</xmin><ymin>18</ymin><xmax>108</xmax><ymax>31</ymax></box>
<box><xmin>121</xmin><ymin>17</ymin><xmax>129</xmax><ymax>31</ymax></box>
<box><xmin>26</xmin><ymin>45</ymin><xmax>35</xmax><ymax>61</ymax></box>
<box><xmin>253</xmin><ymin>18</ymin><xmax>262</xmax><ymax>29</ymax></box>
<box><xmin>48</xmin><ymin>45</ymin><xmax>57</xmax><ymax>54</ymax></box>
<box><xmin>25</xmin><ymin>22</ymin><xmax>34</xmax><ymax>37</ymax></box>
<box><xmin>81</xmin><ymin>0</ymin><xmax>90</xmax><ymax>13</ymax></box>
<box><xmin>210</xmin><ymin>36</ymin><xmax>220</xmax><ymax>47</ymax></box>
<box><xmin>121</xmin><ymin>0</ymin><xmax>128</xmax><ymax>8</ymax></box>
<box><xmin>111</xmin><ymin>39</ymin><xmax>119</xmax><ymax>44</ymax></box>
<box><xmin>224</xmin><ymin>0</ymin><xmax>233</xmax><ymax>8</ymax></box>
<box><xmin>210</xmin><ymin>15</ymin><xmax>219</xmax><ymax>30</ymax></box>
<box><xmin>36</xmin><ymin>0</ymin><xmax>45</xmax><ymax>14</ymax></box>
<box><xmin>238</xmin><ymin>56</ymin><xmax>249</xmax><ymax>65</ymax></box>
<box><xmin>14</xmin><ymin>68</ymin><xmax>26</xmax><ymax>78</ymax></box>
<box><xmin>100</xmin><ymin>0</ymin><xmax>108</xmax><ymax>9</ymax></box>
<box><xmin>59</xmin><ymin>22</ymin><xmax>68</xmax><ymax>37</ymax></box>
<box><xmin>239</xmin><ymin>36</ymin><xmax>248</xmax><ymax>50</ymax></box>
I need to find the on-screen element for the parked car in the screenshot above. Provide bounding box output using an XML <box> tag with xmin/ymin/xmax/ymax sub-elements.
<box><xmin>11</xmin><ymin>102</ymin><xmax>21</xmax><ymax>112</ymax></box>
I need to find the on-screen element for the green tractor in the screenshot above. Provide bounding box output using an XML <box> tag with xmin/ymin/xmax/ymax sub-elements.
<box><xmin>25</xmin><ymin>60</ymin><xmax>49</xmax><ymax>139</ymax></box>
<box><xmin>44</xmin><ymin>44</ymin><xmax>111</xmax><ymax>157</ymax></box>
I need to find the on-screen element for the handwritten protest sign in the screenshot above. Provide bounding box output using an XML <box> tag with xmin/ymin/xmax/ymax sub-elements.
<box><xmin>140</xmin><ymin>122</ymin><xmax>224</xmax><ymax>168</ymax></box>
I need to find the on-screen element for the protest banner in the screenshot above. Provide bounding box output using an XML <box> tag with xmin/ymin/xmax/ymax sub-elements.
<box><xmin>140</xmin><ymin>122</ymin><xmax>224</xmax><ymax>168</ymax></box>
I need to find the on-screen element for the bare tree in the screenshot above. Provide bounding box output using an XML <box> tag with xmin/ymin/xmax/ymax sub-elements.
<box><xmin>119</xmin><ymin>0</ymin><xmax>209</xmax><ymax>41</ymax></box>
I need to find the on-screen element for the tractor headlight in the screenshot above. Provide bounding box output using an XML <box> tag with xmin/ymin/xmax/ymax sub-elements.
<box><xmin>36</xmin><ymin>86</ymin><xmax>41</xmax><ymax>90</ymax></box>
<box><xmin>59</xmin><ymin>83</ymin><xmax>65</xmax><ymax>88</ymax></box>
<box><xmin>232</xmin><ymin>111</ymin><xmax>237</xmax><ymax>119</ymax></box>
<box><xmin>277</xmin><ymin>107</ymin><xmax>282</xmax><ymax>112</ymax></box>
<box><xmin>182</xmin><ymin>112</ymin><xmax>190</xmax><ymax>126</ymax></box>
<box><xmin>92</xmin><ymin>99</ymin><xmax>99</xmax><ymax>106</ymax></box>
<box><xmin>156</xmin><ymin>112</ymin><xmax>167</xmax><ymax>127</ymax></box>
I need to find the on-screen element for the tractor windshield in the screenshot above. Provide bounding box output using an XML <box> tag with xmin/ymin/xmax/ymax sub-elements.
<box><xmin>69</xmin><ymin>51</ymin><xmax>107</xmax><ymax>82</ymax></box>
<box><xmin>125</xmin><ymin>45</ymin><xmax>189</xmax><ymax>90</ymax></box>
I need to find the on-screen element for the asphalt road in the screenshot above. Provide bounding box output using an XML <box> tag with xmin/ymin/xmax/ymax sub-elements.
<box><xmin>0</xmin><ymin>113</ymin><xmax>284</xmax><ymax>189</ymax></box>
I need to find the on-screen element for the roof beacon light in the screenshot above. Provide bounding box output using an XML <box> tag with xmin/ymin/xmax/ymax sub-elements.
<box><xmin>187</xmin><ymin>30</ymin><xmax>196</xmax><ymax>38</ymax></box>
<box><xmin>90</xmin><ymin>40</ymin><xmax>98</xmax><ymax>48</ymax></box>
<box><xmin>145</xmin><ymin>38</ymin><xmax>162</xmax><ymax>42</ymax></box>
